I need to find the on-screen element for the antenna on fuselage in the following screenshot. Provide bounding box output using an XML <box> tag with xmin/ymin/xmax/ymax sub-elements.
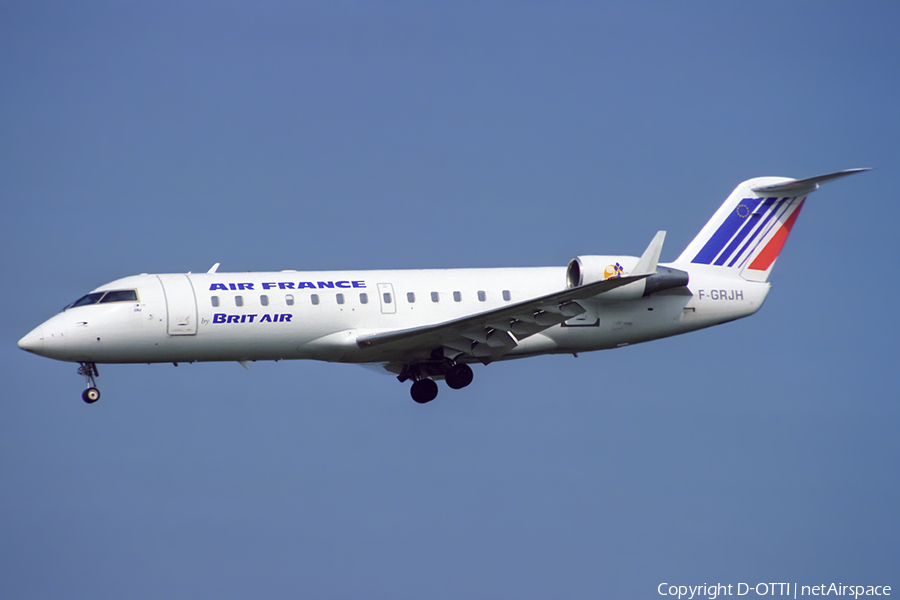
<box><xmin>208</xmin><ymin>263</ymin><xmax>220</xmax><ymax>274</ymax></box>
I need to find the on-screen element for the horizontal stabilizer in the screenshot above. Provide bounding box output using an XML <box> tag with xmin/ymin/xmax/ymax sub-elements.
<box><xmin>751</xmin><ymin>168</ymin><xmax>871</xmax><ymax>195</ymax></box>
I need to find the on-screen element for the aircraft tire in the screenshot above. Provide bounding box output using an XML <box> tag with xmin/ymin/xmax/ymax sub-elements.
<box><xmin>410</xmin><ymin>379</ymin><xmax>438</xmax><ymax>404</ymax></box>
<box><xmin>82</xmin><ymin>387</ymin><xmax>100</xmax><ymax>404</ymax></box>
<box><xmin>445</xmin><ymin>364</ymin><xmax>474</xmax><ymax>390</ymax></box>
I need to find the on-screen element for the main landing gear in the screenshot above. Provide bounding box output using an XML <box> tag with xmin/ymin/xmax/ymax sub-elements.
<box><xmin>410</xmin><ymin>378</ymin><xmax>438</xmax><ymax>404</ymax></box>
<box><xmin>78</xmin><ymin>362</ymin><xmax>100</xmax><ymax>404</ymax></box>
<box><xmin>445</xmin><ymin>363</ymin><xmax>474</xmax><ymax>390</ymax></box>
<box><xmin>405</xmin><ymin>362</ymin><xmax>475</xmax><ymax>404</ymax></box>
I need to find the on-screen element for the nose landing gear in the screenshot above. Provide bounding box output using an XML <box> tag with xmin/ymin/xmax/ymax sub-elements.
<box><xmin>78</xmin><ymin>362</ymin><xmax>100</xmax><ymax>404</ymax></box>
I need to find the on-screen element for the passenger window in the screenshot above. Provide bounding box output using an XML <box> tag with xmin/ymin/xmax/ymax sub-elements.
<box><xmin>311</xmin><ymin>294</ymin><xmax>319</xmax><ymax>305</ymax></box>
<box><xmin>503</xmin><ymin>290</ymin><xmax>511</xmax><ymax>301</ymax></box>
<box><xmin>477</xmin><ymin>291</ymin><xmax>486</xmax><ymax>302</ymax></box>
<box><xmin>261</xmin><ymin>295</ymin><xmax>269</xmax><ymax>306</ymax></box>
<box><xmin>336</xmin><ymin>293</ymin><xmax>345</xmax><ymax>305</ymax></box>
<box><xmin>360</xmin><ymin>293</ymin><xmax>368</xmax><ymax>304</ymax></box>
<box><xmin>431</xmin><ymin>292</ymin><xmax>439</xmax><ymax>303</ymax></box>
<box><xmin>99</xmin><ymin>290</ymin><xmax>138</xmax><ymax>303</ymax></box>
<box><xmin>285</xmin><ymin>294</ymin><xmax>294</xmax><ymax>306</ymax></box>
<box><xmin>211</xmin><ymin>296</ymin><xmax>220</xmax><ymax>307</ymax></box>
<box><xmin>383</xmin><ymin>292</ymin><xmax>392</xmax><ymax>304</ymax></box>
<box><xmin>407</xmin><ymin>292</ymin><xmax>415</xmax><ymax>303</ymax></box>
<box><xmin>235</xmin><ymin>296</ymin><xmax>243</xmax><ymax>307</ymax></box>
<box><xmin>453</xmin><ymin>291</ymin><xmax>462</xmax><ymax>302</ymax></box>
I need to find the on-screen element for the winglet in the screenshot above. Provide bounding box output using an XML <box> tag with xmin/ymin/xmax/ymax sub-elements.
<box><xmin>208</xmin><ymin>263</ymin><xmax>220</xmax><ymax>274</ymax></box>
<box><xmin>634</xmin><ymin>231</ymin><xmax>666</xmax><ymax>275</ymax></box>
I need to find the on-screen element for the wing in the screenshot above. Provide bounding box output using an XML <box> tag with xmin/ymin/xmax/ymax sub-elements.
<box><xmin>356</xmin><ymin>273</ymin><xmax>649</xmax><ymax>362</ymax></box>
<box><xmin>356</xmin><ymin>231</ymin><xmax>666</xmax><ymax>365</ymax></box>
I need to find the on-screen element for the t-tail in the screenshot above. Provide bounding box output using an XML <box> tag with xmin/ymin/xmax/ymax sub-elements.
<box><xmin>674</xmin><ymin>168</ymin><xmax>870</xmax><ymax>282</ymax></box>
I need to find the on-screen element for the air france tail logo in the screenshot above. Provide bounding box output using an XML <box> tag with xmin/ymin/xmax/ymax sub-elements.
<box><xmin>604</xmin><ymin>263</ymin><xmax>623</xmax><ymax>279</ymax></box>
<box><xmin>691</xmin><ymin>197</ymin><xmax>805</xmax><ymax>270</ymax></box>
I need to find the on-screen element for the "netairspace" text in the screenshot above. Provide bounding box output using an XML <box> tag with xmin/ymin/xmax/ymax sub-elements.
<box><xmin>657</xmin><ymin>583</ymin><xmax>890</xmax><ymax>599</ymax></box>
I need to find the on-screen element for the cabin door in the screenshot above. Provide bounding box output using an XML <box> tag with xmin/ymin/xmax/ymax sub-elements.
<box><xmin>377</xmin><ymin>283</ymin><xmax>397</xmax><ymax>315</ymax></box>
<box><xmin>157</xmin><ymin>274</ymin><xmax>198</xmax><ymax>335</ymax></box>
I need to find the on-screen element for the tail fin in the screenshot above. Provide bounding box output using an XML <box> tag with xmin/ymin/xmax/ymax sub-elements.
<box><xmin>675</xmin><ymin>169</ymin><xmax>869</xmax><ymax>282</ymax></box>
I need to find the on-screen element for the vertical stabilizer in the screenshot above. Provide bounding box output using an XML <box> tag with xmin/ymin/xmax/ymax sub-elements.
<box><xmin>675</xmin><ymin>169</ymin><xmax>868</xmax><ymax>282</ymax></box>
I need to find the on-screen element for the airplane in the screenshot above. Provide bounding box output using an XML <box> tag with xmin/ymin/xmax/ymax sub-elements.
<box><xmin>18</xmin><ymin>168</ymin><xmax>868</xmax><ymax>404</ymax></box>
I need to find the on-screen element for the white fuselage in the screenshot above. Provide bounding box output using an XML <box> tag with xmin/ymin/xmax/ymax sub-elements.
<box><xmin>19</xmin><ymin>262</ymin><xmax>769</xmax><ymax>368</ymax></box>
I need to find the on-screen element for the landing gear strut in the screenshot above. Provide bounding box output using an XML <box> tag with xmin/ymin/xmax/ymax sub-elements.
<box><xmin>78</xmin><ymin>362</ymin><xmax>100</xmax><ymax>404</ymax></box>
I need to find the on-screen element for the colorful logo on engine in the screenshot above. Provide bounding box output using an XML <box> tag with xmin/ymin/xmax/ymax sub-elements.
<box><xmin>604</xmin><ymin>263</ymin><xmax>624</xmax><ymax>279</ymax></box>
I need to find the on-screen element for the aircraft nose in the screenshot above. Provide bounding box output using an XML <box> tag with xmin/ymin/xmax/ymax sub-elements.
<box><xmin>18</xmin><ymin>326</ymin><xmax>45</xmax><ymax>354</ymax></box>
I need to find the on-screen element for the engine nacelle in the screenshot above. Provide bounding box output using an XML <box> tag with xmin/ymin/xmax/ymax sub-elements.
<box><xmin>566</xmin><ymin>255</ymin><xmax>639</xmax><ymax>288</ymax></box>
<box><xmin>566</xmin><ymin>256</ymin><xmax>689</xmax><ymax>302</ymax></box>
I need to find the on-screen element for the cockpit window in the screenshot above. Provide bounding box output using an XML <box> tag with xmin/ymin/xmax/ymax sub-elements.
<box><xmin>99</xmin><ymin>290</ymin><xmax>138</xmax><ymax>303</ymax></box>
<box><xmin>67</xmin><ymin>292</ymin><xmax>105</xmax><ymax>309</ymax></box>
<box><xmin>66</xmin><ymin>289</ymin><xmax>138</xmax><ymax>310</ymax></box>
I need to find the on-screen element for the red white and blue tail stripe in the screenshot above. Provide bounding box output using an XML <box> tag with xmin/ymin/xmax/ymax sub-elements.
<box><xmin>675</xmin><ymin>169</ymin><xmax>869</xmax><ymax>282</ymax></box>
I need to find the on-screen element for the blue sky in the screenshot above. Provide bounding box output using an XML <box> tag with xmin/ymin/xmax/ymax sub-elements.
<box><xmin>2</xmin><ymin>2</ymin><xmax>897</xmax><ymax>598</ymax></box>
